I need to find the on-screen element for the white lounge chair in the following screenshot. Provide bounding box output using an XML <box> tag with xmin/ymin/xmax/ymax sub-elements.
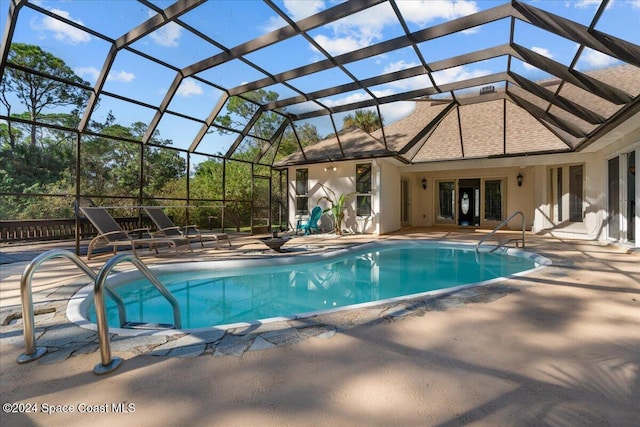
<box><xmin>143</xmin><ymin>206</ymin><xmax>231</xmax><ymax>249</ymax></box>
<box><xmin>80</xmin><ymin>207</ymin><xmax>190</xmax><ymax>260</ymax></box>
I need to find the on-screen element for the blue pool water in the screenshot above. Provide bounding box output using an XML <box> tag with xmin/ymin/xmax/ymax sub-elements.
<box><xmin>86</xmin><ymin>241</ymin><xmax>544</xmax><ymax>330</ymax></box>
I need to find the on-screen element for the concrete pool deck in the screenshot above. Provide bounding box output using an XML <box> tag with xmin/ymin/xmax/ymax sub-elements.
<box><xmin>1</xmin><ymin>228</ymin><xmax>638</xmax><ymax>426</ymax></box>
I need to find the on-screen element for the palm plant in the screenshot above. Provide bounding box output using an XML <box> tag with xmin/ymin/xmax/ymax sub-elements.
<box><xmin>317</xmin><ymin>185</ymin><xmax>355</xmax><ymax>235</ymax></box>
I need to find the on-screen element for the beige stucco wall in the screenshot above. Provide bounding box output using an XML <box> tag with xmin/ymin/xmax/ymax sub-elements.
<box><xmin>287</xmin><ymin>160</ymin><xmax>378</xmax><ymax>234</ymax></box>
<box><xmin>286</xmin><ymin>117</ymin><xmax>638</xmax><ymax>245</ymax></box>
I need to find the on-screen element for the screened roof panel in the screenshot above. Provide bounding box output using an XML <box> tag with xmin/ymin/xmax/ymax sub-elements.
<box><xmin>102</xmin><ymin>50</ymin><xmax>176</xmax><ymax>108</ymax></box>
<box><xmin>8</xmin><ymin>6</ymin><xmax>111</xmax><ymax>69</ymax></box>
<box><xmin>242</xmin><ymin>34</ymin><xmax>320</xmax><ymax>75</ymax></box>
<box><xmin>396</xmin><ymin>0</ymin><xmax>504</xmax><ymax>33</ymax></box>
<box><xmin>194</xmin><ymin>59</ymin><xmax>268</xmax><ymax>90</ymax></box>
<box><xmin>412</xmin><ymin>107</ymin><xmax>462</xmax><ymax>163</ymax></box>
<box><xmin>505</xmin><ymin>101</ymin><xmax>568</xmax><ymax>154</ymax></box>
<box><xmin>593</xmin><ymin>3</ymin><xmax>640</xmax><ymax>44</ymax></box>
<box><xmin>431</xmin><ymin>56</ymin><xmax>507</xmax><ymax>87</ymax></box>
<box><xmin>128</xmin><ymin>26</ymin><xmax>220</xmax><ymax>69</ymax></box>
<box><xmin>195</xmin><ymin>129</ymin><xmax>239</xmax><ymax>157</ymax></box>
<box><xmin>89</xmin><ymin>95</ymin><xmax>157</xmax><ymax>137</ymax></box>
<box><xmin>418</xmin><ymin>19</ymin><xmax>510</xmax><ymax>63</ymax></box>
<box><xmin>153</xmin><ymin>113</ymin><xmax>204</xmax><ymax>151</ymax></box>
<box><xmin>166</xmin><ymin>78</ymin><xmax>225</xmax><ymax>121</ymax></box>
<box><xmin>512</xmin><ymin>20</ymin><xmax>580</xmax><ymax>69</ymax></box>
<box><xmin>459</xmin><ymin>100</ymin><xmax>504</xmax><ymax>158</ymax></box>
<box><xmin>2</xmin><ymin>0</ymin><xmax>639</xmax><ymax>167</ymax></box>
<box><xmin>177</xmin><ymin>0</ymin><xmax>285</xmax><ymax>48</ymax></box>
<box><xmin>286</xmin><ymin>66</ymin><xmax>358</xmax><ymax>94</ymax></box>
<box><xmin>342</xmin><ymin>46</ymin><xmax>421</xmax><ymax>81</ymax></box>
<box><xmin>306</xmin><ymin>2</ymin><xmax>404</xmax><ymax>57</ymax></box>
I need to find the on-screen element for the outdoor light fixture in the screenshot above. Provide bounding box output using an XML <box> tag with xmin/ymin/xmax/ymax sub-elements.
<box><xmin>324</xmin><ymin>166</ymin><xmax>337</xmax><ymax>172</ymax></box>
<box><xmin>517</xmin><ymin>173</ymin><xmax>523</xmax><ymax>187</ymax></box>
<box><xmin>421</xmin><ymin>178</ymin><xmax>427</xmax><ymax>190</ymax></box>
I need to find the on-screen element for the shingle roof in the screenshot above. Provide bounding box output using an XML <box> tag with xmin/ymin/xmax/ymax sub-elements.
<box><xmin>275</xmin><ymin>64</ymin><xmax>640</xmax><ymax>167</ymax></box>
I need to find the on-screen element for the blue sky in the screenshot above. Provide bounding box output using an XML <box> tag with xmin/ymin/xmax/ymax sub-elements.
<box><xmin>1</xmin><ymin>0</ymin><xmax>639</xmax><ymax>152</ymax></box>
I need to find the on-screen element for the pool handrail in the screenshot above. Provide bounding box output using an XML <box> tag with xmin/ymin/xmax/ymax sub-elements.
<box><xmin>17</xmin><ymin>249</ymin><xmax>126</xmax><ymax>364</ymax></box>
<box><xmin>476</xmin><ymin>211</ymin><xmax>526</xmax><ymax>253</ymax></box>
<box><xmin>93</xmin><ymin>253</ymin><xmax>182</xmax><ymax>374</ymax></box>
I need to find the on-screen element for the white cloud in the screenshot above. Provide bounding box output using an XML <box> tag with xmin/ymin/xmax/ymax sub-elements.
<box><xmin>284</xmin><ymin>0</ymin><xmax>326</xmax><ymax>20</ymax></box>
<box><xmin>396</xmin><ymin>0</ymin><xmax>479</xmax><ymax>26</ymax></box>
<box><xmin>522</xmin><ymin>46</ymin><xmax>554</xmax><ymax>70</ymax></box>
<box><xmin>177</xmin><ymin>79</ymin><xmax>203</xmax><ymax>97</ymax></box>
<box><xmin>383</xmin><ymin>60</ymin><xmax>419</xmax><ymax>74</ymax></box>
<box><xmin>30</xmin><ymin>8</ymin><xmax>91</xmax><ymax>45</ymax></box>
<box><xmin>313</xmin><ymin>34</ymin><xmax>370</xmax><ymax>55</ymax></box>
<box><xmin>572</xmin><ymin>0</ymin><xmax>603</xmax><ymax>9</ymax></box>
<box><xmin>322</xmin><ymin>92</ymin><xmax>372</xmax><ymax>108</ymax></box>
<box><xmin>312</xmin><ymin>3</ymin><xmax>397</xmax><ymax>56</ymax></box>
<box><xmin>145</xmin><ymin>11</ymin><xmax>182</xmax><ymax>47</ymax></box>
<box><xmin>75</xmin><ymin>66</ymin><xmax>100</xmax><ymax>82</ymax></box>
<box><xmin>75</xmin><ymin>67</ymin><xmax>135</xmax><ymax>83</ymax></box>
<box><xmin>108</xmin><ymin>70</ymin><xmax>135</xmax><ymax>83</ymax></box>
<box><xmin>432</xmin><ymin>65</ymin><xmax>492</xmax><ymax>85</ymax></box>
<box><xmin>379</xmin><ymin>101</ymin><xmax>416</xmax><ymax>125</ymax></box>
<box><xmin>581</xmin><ymin>48</ymin><xmax>619</xmax><ymax>68</ymax></box>
<box><xmin>313</xmin><ymin>1</ymin><xmax>479</xmax><ymax>57</ymax></box>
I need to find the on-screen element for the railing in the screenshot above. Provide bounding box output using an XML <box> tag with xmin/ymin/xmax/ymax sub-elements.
<box><xmin>93</xmin><ymin>253</ymin><xmax>181</xmax><ymax>375</ymax></box>
<box><xmin>17</xmin><ymin>249</ymin><xmax>126</xmax><ymax>364</ymax></box>
<box><xmin>1</xmin><ymin>217</ymin><xmax>154</xmax><ymax>243</ymax></box>
<box><xmin>476</xmin><ymin>211</ymin><xmax>526</xmax><ymax>253</ymax></box>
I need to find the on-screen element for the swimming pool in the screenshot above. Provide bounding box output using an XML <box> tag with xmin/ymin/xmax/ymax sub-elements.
<box><xmin>69</xmin><ymin>240</ymin><xmax>550</xmax><ymax>332</ymax></box>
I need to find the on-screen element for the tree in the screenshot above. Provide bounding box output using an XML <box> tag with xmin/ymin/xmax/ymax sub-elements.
<box><xmin>342</xmin><ymin>109</ymin><xmax>383</xmax><ymax>133</ymax></box>
<box><xmin>214</xmin><ymin>89</ymin><xmax>281</xmax><ymax>140</ymax></box>
<box><xmin>0</xmin><ymin>43</ymin><xmax>90</xmax><ymax>147</ymax></box>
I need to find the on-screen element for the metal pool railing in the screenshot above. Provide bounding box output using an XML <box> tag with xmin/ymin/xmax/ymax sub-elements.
<box><xmin>476</xmin><ymin>211</ymin><xmax>526</xmax><ymax>253</ymax></box>
<box><xmin>93</xmin><ymin>253</ymin><xmax>181</xmax><ymax>375</ymax></box>
<box><xmin>17</xmin><ymin>249</ymin><xmax>126</xmax><ymax>364</ymax></box>
<box><xmin>18</xmin><ymin>249</ymin><xmax>180</xmax><ymax>375</ymax></box>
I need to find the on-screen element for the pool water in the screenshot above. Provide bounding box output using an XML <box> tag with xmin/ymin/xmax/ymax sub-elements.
<box><xmin>87</xmin><ymin>242</ymin><xmax>542</xmax><ymax>329</ymax></box>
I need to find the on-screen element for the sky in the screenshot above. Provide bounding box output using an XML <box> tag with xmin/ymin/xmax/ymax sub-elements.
<box><xmin>1</xmin><ymin>0</ymin><xmax>639</xmax><ymax>154</ymax></box>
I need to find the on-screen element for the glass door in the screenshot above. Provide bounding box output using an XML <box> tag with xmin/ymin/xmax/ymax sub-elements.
<box><xmin>458</xmin><ymin>179</ymin><xmax>480</xmax><ymax>226</ymax></box>
<box><xmin>608</xmin><ymin>150</ymin><xmax>637</xmax><ymax>244</ymax></box>
<box><xmin>400</xmin><ymin>179</ymin><xmax>410</xmax><ymax>226</ymax></box>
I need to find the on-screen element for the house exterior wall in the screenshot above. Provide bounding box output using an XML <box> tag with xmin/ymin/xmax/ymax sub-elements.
<box><xmin>286</xmin><ymin>120</ymin><xmax>638</xmax><ymax>248</ymax></box>
<box><xmin>287</xmin><ymin>160</ymin><xmax>380</xmax><ymax>234</ymax></box>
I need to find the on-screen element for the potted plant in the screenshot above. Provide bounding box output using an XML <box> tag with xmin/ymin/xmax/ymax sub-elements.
<box><xmin>317</xmin><ymin>185</ymin><xmax>355</xmax><ymax>235</ymax></box>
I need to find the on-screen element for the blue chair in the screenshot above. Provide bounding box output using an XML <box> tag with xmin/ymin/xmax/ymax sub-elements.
<box><xmin>297</xmin><ymin>206</ymin><xmax>322</xmax><ymax>235</ymax></box>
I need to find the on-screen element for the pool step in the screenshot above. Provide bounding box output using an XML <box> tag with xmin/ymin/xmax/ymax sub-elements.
<box><xmin>121</xmin><ymin>321</ymin><xmax>176</xmax><ymax>330</ymax></box>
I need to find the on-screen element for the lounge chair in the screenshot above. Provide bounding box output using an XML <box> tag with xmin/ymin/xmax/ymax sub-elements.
<box><xmin>143</xmin><ymin>206</ymin><xmax>231</xmax><ymax>249</ymax></box>
<box><xmin>296</xmin><ymin>206</ymin><xmax>322</xmax><ymax>235</ymax></box>
<box><xmin>80</xmin><ymin>207</ymin><xmax>190</xmax><ymax>260</ymax></box>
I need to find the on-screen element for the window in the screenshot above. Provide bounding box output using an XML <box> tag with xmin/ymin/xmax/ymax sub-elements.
<box><xmin>557</xmin><ymin>167</ymin><xmax>563</xmax><ymax>221</ymax></box>
<box><xmin>548</xmin><ymin>164</ymin><xmax>584</xmax><ymax>224</ymax></box>
<box><xmin>356</xmin><ymin>163</ymin><xmax>372</xmax><ymax>216</ymax></box>
<box><xmin>484</xmin><ymin>180</ymin><xmax>503</xmax><ymax>221</ymax></box>
<box><xmin>437</xmin><ymin>181</ymin><xmax>455</xmax><ymax>221</ymax></box>
<box><xmin>569</xmin><ymin>165</ymin><xmax>583</xmax><ymax>222</ymax></box>
<box><xmin>295</xmin><ymin>168</ymin><xmax>308</xmax><ymax>216</ymax></box>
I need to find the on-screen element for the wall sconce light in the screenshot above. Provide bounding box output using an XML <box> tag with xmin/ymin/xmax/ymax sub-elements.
<box><xmin>517</xmin><ymin>173</ymin><xmax>523</xmax><ymax>187</ymax></box>
<box><xmin>324</xmin><ymin>166</ymin><xmax>337</xmax><ymax>172</ymax></box>
<box><xmin>421</xmin><ymin>177</ymin><xmax>427</xmax><ymax>190</ymax></box>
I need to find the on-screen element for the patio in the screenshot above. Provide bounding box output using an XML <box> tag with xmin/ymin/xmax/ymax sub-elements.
<box><xmin>1</xmin><ymin>229</ymin><xmax>638</xmax><ymax>426</ymax></box>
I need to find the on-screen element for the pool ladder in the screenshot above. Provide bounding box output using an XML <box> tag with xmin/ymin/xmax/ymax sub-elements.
<box><xmin>17</xmin><ymin>250</ymin><xmax>181</xmax><ymax>375</ymax></box>
<box><xmin>476</xmin><ymin>211</ymin><xmax>526</xmax><ymax>253</ymax></box>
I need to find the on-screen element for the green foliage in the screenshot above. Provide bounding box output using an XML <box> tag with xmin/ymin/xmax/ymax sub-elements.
<box><xmin>317</xmin><ymin>185</ymin><xmax>356</xmax><ymax>235</ymax></box>
<box><xmin>1</xmin><ymin>43</ymin><xmax>91</xmax><ymax>147</ymax></box>
<box><xmin>342</xmin><ymin>109</ymin><xmax>383</xmax><ymax>133</ymax></box>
